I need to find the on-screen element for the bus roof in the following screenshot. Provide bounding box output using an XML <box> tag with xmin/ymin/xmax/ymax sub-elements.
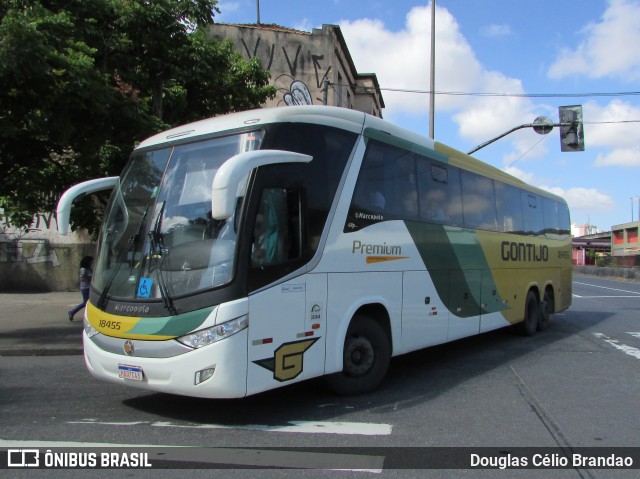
<box><xmin>136</xmin><ymin>106</ymin><xmax>370</xmax><ymax>150</ymax></box>
<box><xmin>135</xmin><ymin>105</ymin><xmax>565</xmax><ymax>205</ymax></box>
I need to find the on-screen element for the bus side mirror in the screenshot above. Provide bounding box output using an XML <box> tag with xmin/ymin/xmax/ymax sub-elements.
<box><xmin>211</xmin><ymin>150</ymin><xmax>312</xmax><ymax>220</ymax></box>
<box><xmin>56</xmin><ymin>177</ymin><xmax>119</xmax><ymax>235</ymax></box>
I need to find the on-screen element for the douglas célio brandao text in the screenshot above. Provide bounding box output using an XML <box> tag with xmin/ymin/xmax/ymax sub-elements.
<box><xmin>470</xmin><ymin>452</ymin><xmax>634</xmax><ymax>469</ymax></box>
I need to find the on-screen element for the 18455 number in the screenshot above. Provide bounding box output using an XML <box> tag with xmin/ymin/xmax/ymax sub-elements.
<box><xmin>99</xmin><ymin>320</ymin><xmax>121</xmax><ymax>331</ymax></box>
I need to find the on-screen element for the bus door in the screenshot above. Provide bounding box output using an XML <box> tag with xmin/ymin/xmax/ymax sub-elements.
<box><xmin>247</xmin><ymin>276</ymin><xmax>327</xmax><ymax>396</ymax></box>
<box><xmin>245</xmin><ymin>187</ymin><xmax>326</xmax><ymax>395</ymax></box>
<box><xmin>447</xmin><ymin>269</ymin><xmax>481</xmax><ymax>340</ymax></box>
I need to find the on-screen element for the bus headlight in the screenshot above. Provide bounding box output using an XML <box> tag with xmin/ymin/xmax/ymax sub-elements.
<box><xmin>84</xmin><ymin>316</ymin><xmax>100</xmax><ymax>338</ymax></box>
<box><xmin>177</xmin><ymin>315</ymin><xmax>248</xmax><ymax>349</ymax></box>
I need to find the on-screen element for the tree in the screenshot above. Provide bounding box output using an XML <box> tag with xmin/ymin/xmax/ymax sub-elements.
<box><xmin>0</xmin><ymin>0</ymin><xmax>275</xmax><ymax>233</ymax></box>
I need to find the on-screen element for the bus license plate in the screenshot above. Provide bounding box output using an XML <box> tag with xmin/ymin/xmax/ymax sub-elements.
<box><xmin>118</xmin><ymin>364</ymin><xmax>144</xmax><ymax>382</ymax></box>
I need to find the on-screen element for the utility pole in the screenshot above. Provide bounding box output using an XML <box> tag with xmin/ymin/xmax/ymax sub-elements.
<box><xmin>429</xmin><ymin>0</ymin><xmax>436</xmax><ymax>139</ymax></box>
<box><xmin>256</xmin><ymin>0</ymin><xmax>261</xmax><ymax>25</ymax></box>
<box><xmin>632</xmin><ymin>196</ymin><xmax>640</xmax><ymax>222</ymax></box>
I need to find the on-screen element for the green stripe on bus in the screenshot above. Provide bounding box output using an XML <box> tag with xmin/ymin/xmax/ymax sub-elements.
<box><xmin>405</xmin><ymin>221</ymin><xmax>508</xmax><ymax>317</ymax></box>
<box><xmin>127</xmin><ymin>307</ymin><xmax>214</xmax><ymax>337</ymax></box>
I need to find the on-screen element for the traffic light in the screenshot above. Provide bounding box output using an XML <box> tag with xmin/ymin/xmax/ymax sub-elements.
<box><xmin>559</xmin><ymin>105</ymin><xmax>585</xmax><ymax>152</ymax></box>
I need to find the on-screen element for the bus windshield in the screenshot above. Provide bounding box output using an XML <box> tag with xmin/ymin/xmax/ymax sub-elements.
<box><xmin>93</xmin><ymin>131</ymin><xmax>263</xmax><ymax>304</ymax></box>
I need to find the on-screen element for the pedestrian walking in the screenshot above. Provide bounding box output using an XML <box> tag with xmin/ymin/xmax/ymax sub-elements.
<box><xmin>68</xmin><ymin>256</ymin><xmax>93</xmax><ymax>321</ymax></box>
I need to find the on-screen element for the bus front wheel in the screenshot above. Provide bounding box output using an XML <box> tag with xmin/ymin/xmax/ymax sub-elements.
<box><xmin>327</xmin><ymin>315</ymin><xmax>391</xmax><ymax>396</ymax></box>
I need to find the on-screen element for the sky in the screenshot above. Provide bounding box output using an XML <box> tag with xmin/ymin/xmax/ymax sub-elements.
<box><xmin>215</xmin><ymin>0</ymin><xmax>640</xmax><ymax>233</ymax></box>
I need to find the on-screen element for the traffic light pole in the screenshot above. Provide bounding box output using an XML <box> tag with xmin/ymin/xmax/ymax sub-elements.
<box><xmin>467</xmin><ymin>123</ymin><xmax>546</xmax><ymax>155</ymax></box>
<box><xmin>467</xmin><ymin>121</ymin><xmax>575</xmax><ymax>155</ymax></box>
<box><xmin>467</xmin><ymin>105</ymin><xmax>584</xmax><ymax>155</ymax></box>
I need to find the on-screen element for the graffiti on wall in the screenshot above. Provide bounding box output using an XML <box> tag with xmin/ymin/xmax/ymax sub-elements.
<box><xmin>239</xmin><ymin>36</ymin><xmax>332</xmax><ymax>106</ymax></box>
<box><xmin>1</xmin><ymin>210</ymin><xmax>58</xmax><ymax>233</ymax></box>
<box><xmin>0</xmin><ymin>240</ymin><xmax>60</xmax><ymax>266</ymax></box>
<box><xmin>1</xmin><ymin>211</ymin><xmax>62</xmax><ymax>266</ymax></box>
<box><xmin>279</xmin><ymin>78</ymin><xmax>313</xmax><ymax>106</ymax></box>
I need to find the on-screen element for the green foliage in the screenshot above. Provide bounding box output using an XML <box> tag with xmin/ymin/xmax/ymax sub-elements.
<box><xmin>0</xmin><ymin>0</ymin><xmax>275</xmax><ymax>233</ymax></box>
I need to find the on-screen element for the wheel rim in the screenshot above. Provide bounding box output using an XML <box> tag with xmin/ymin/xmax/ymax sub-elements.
<box><xmin>344</xmin><ymin>336</ymin><xmax>375</xmax><ymax>377</ymax></box>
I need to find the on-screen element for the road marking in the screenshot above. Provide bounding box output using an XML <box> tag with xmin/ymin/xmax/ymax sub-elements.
<box><xmin>0</xmin><ymin>439</ymin><xmax>384</xmax><ymax>472</ymax></box>
<box><xmin>593</xmin><ymin>333</ymin><xmax>640</xmax><ymax>360</ymax></box>
<box><xmin>573</xmin><ymin>295</ymin><xmax>640</xmax><ymax>298</ymax></box>
<box><xmin>69</xmin><ymin>419</ymin><xmax>393</xmax><ymax>436</ymax></box>
<box><xmin>574</xmin><ymin>282</ymin><xmax>640</xmax><ymax>296</ymax></box>
<box><xmin>0</xmin><ymin>438</ymin><xmax>164</xmax><ymax>448</ymax></box>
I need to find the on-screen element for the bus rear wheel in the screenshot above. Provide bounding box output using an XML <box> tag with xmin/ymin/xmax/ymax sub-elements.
<box><xmin>327</xmin><ymin>315</ymin><xmax>391</xmax><ymax>396</ymax></box>
<box><xmin>538</xmin><ymin>288</ymin><xmax>554</xmax><ymax>331</ymax></box>
<box><xmin>516</xmin><ymin>290</ymin><xmax>539</xmax><ymax>336</ymax></box>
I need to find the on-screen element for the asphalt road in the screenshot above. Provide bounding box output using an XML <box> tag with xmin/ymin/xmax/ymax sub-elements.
<box><xmin>1</xmin><ymin>276</ymin><xmax>639</xmax><ymax>478</ymax></box>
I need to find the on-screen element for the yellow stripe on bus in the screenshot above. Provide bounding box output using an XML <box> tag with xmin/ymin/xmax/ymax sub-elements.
<box><xmin>85</xmin><ymin>301</ymin><xmax>175</xmax><ymax>340</ymax></box>
<box><xmin>366</xmin><ymin>256</ymin><xmax>409</xmax><ymax>264</ymax></box>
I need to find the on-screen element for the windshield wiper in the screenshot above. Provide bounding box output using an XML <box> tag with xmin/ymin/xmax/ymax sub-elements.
<box><xmin>98</xmin><ymin>203</ymin><xmax>151</xmax><ymax>310</ymax></box>
<box><xmin>147</xmin><ymin>200</ymin><xmax>165</xmax><ymax>258</ymax></box>
<box><xmin>147</xmin><ymin>201</ymin><xmax>177</xmax><ymax>315</ymax></box>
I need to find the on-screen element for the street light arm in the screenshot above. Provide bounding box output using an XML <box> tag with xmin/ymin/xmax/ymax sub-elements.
<box><xmin>467</xmin><ymin>124</ymin><xmax>533</xmax><ymax>155</ymax></box>
<box><xmin>466</xmin><ymin>122</ymin><xmax>572</xmax><ymax>155</ymax></box>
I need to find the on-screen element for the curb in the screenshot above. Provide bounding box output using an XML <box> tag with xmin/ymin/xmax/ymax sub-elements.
<box><xmin>0</xmin><ymin>347</ymin><xmax>84</xmax><ymax>357</ymax></box>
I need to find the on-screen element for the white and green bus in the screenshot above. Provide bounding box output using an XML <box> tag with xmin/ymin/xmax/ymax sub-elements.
<box><xmin>57</xmin><ymin>106</ymin><xmax>572</xmax><ymax>398</ymax></box>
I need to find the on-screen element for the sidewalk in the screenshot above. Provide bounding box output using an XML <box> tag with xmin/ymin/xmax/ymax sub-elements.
<box><xmin>0</xmin><ymin>292</ymin><xmax>85</xmax><ymax>356</ymax></box>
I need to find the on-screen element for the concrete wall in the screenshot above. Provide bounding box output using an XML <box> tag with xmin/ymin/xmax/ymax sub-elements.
<box><xmin>0</xmin><ymin>240</ymin><xmax>96</xmax><ymax>292</ymax></box>
<box><xmin>210</xmin><ymin>24</ymin><xmax>383</xmax><ymax>117</ymax></box>
<box><xmin>1</xmin><ymin>211</ymin><xmax>96</xmax><ymax>292</ymax></box>
<box><xmin>212</xmin><ymin>24</ymin><xmax>337</xmax><ymax>109</ymax></box>
<box><xmin>574</xmin><ymin>265</ymin><xmax>640</xmax><ymax>282</ymax></box>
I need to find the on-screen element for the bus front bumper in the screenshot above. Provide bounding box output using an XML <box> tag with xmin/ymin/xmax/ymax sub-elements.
<box><xmin>83</xmin><ymin>330</ymin><xmax>248</xmax><ymax>399</ymax></box>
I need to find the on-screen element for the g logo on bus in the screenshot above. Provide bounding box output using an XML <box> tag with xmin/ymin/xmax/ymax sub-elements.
<box><xmin>253</xmin><ymin>338</ymin><xmax>318</xmax><ymax>382</ymax></box>
<box><xmin>124</xmin><ymin>340</ymin><xmax>135</xmax><ymax>356</ymax></box>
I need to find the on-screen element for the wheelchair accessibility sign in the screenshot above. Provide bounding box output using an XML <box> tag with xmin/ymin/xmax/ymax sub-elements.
<box><xmin>137</xmin><ymin>278</ymin><xmax>153</xmax><ymax>298</ymax></box>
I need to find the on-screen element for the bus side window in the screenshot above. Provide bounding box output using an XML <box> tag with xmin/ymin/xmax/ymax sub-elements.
<box><xmin>557</xmin><ymin>201</ymin><xmax>571</xmax><ymax>237</ymax></box>
<box><xmin>417</xmin><ymin>160</ymin><xmax>463</xmax><ymax>226</ymax></box>
<box><xmin>542</xmin><ymin>197</ymin><xmax>560</xmax><ymax>238</ymax></box>
<box><xmin>251</xmin><ymin>187</ymin><xmax>304</xmax><ymax>268</ymax></box>
<box><xmin>523</xmin><ymin>192</ymin><xmax>544</xmax><ymax>236</ymax></box>
<box><xmin>352</xmin><ymin>142</ymin><xmax>388</xmax><ymax>213</ymax></box>
<box><xmin>395</xmin><ymin>153</ymin><xmax>419</xmax><ymax>219</ymax></box>
<box><xmin>461</xmin><ymin>170</ymin><xmax>497</xmax><ymax>231</ymax></box>
<box><xmin>495</xmin><ymin>181</ymin><xmax>524</xmax><ymax>233</ymax></box>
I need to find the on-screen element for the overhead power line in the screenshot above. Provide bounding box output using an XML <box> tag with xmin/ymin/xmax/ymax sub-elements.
<box><xmin>341</xmin><ymin>81</ymin><xmax>640</xmax><ymax>99</ymax></box>
<box><xmin>375</xmin><ymin>88</ymin><xmax>640</xmax><ymax>98</ymax></box>
<box><xmin>341</xmin><ymin>82</ymin><xmax>640</xmax><ymax>124</ymax></box>
<box><xmin>584</xmin><ymin>120</ymin><xmax>640</xmax><ymax>125</ymax></box>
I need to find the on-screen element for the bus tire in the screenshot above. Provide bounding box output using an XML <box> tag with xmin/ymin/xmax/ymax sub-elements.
<box><xmin>516</xmin><ymin>290</ymin><xmax>539</xmax><ymax>336</ymax></box>
<box><xmin>538</xmin><ymin>288</ymin><xmax>554</xmax><ymax>331</ymax></box>
<box><xmin>326</xmin><ymin>315</ymin><xmax>391</xmax><ymax>396</ymax></box>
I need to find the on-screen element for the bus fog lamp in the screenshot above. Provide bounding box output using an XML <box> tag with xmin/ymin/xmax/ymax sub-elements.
<box><xmin>177</xmin><ymin>315</ymin><xmax>248</xmax><ymax>349</ymax></box>
<box><xmin>195</xmin><ymin>367</ymin><xmax>216</xmax><ymax>385</ymax></box>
